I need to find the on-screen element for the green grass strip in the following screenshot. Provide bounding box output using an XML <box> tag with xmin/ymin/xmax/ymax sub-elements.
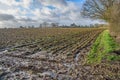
<box><xmin>87</xmin><ymin>30</ymin><xmax>120</xmax><ymax>64</ymax></box>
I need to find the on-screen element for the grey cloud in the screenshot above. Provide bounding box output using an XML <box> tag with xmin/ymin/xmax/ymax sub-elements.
<box><xmin>0</xmin><ymin>14</ymin><xmax>15</xmax><ymax>21</ymax></box>
<box><xmin>18</xmin><ymin>18</ymin><xmax>37</xmax><ymax>22</ymax></box>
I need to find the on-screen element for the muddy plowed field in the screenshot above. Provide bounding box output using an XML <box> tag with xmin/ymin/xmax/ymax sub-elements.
<box><xmin>1</xmin><ymin>28</ymin><xmax>114</xmax><ymax>80</ymax></box>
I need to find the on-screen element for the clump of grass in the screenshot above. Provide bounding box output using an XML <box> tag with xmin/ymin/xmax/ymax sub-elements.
<box><xmin>87</xmin><ymin>30</ymin><xmax>120</xmax><ymax>64</ymax></box>
<box><xmin>107</xmin><ymin>55</ymin><xmax>120</xmax><ymax>61</ymax></box>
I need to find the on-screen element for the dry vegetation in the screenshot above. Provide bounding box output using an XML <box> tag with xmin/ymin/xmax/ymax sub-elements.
<box><xmin>0</xmin><ymin>28</ymin><xmax>103</xmax><ymax>51</ymax></box>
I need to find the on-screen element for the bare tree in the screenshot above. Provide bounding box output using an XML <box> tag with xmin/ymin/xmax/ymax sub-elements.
<box><xmin>19</xmin><ymin>26</ymin><xmax>24</xmax><ymax>28</ymax></box>
<box><xmin>51</xmin><ymin>23</ymin><xmax>59</xmax><ymax>27</ymax></box>
<box><xmin>82</xmin><ymin>0</ymin><xmax>119</xmax><ymax>21</ymax></box>
<box><xmin>39</xmin><ymin>24</ymin><xmax>42</xmax><ymax>28</ymax></box>
<box><xmin>82</xmin><ymin>0</ymin><xmax>120</xmax><ymax>35</ymax></box>
<box><xmin>70</xmin><ymin>23</ymin><xmax>77</xmax><ymax>27</ymax></box>
<box><xmin>42</xmin><ymin>22</ymin><xmax>49</xmax><ymax>27</ymax></box>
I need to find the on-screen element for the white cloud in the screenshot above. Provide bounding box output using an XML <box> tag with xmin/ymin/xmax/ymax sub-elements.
<box><xmin>22</xmin><ymin>0</ymin><xmax>32</xmax><ymax>8</ymax></box>
<box><xmin>38</xmin><ymin>0</ymin><xmax>67</xmax><ymax>9</ymax></box>
<box><xmin>0</xmin><ymin>0</ymin><xmax>31</xmax><ymax>8</ymax></box>
<box><xmin>0</xmin><ymin>0</ymin><xmax>104</xmax><ymax>28</ymax></box>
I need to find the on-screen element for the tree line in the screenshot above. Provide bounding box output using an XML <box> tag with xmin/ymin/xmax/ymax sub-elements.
<box><xmin>19</xmin><ymin>22</ymin><xmax>103</xmax><ymax>28</ymax></box>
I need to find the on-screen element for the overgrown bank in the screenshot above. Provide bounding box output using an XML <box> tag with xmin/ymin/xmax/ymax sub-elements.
<box><xmin>87</xmin><ymin>30</ymin><xmax>120</xmax><ymax>64</ymax></box>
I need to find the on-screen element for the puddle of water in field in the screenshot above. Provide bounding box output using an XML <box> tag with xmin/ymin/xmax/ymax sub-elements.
<box><xmin>75</xmin><ymin>52</ymin><xmax>81</xmax><ymax>62</ymax></box>
<box><xmin>39</xmin><ymin>71</ymin><xmax>57</xmax><ymax>78</ymax></box>
<box><xmin>0</xmin><ymin>49</ymin><xmax>8</xmax><ymax>54</ymax></box>
<box><xmin>0</xmin><ymin>45</ymin><xmax>90</xmax><ymax>80</ymax></box>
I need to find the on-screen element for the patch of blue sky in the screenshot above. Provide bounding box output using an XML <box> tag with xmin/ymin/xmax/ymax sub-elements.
<box><xmin>25</xmin><ymin>13</ymin><xmax>35</xmax><ymax>17</ymax></box>
<box><xmin>15</xmin><ymin>0</ymin><xmax>21</xmax><ymax>2</ymax></box>
<box><xmin>46</xmin><ymin>6</ymin><xmax>56</xmax><ymax>9</ymax></box>
<box><xmin>66</xmin><ymin>0</ymin><xmax>85</xmax><ymax>2</ymax></box>
<box><xmin>30</xmin><ymin>0</ymin><xmax>42</xmax><ymax>10</ymax></box>
<box><xmin>16</xmin><ymin>5</ymin><xmax>24</xmax><ymax>11</ymax></box>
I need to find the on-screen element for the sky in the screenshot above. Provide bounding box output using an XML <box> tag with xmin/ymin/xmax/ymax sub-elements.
<box><xmin>0</xmin><ymin>0</ymin><xmax>105</xmax><ymax>28</ymax></box>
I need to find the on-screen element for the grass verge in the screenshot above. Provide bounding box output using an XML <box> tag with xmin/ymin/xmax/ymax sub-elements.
<box><xmin>87</xmin><ymin>30</ymin><xmax>120</xmax><ymax>64</ymax></box>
